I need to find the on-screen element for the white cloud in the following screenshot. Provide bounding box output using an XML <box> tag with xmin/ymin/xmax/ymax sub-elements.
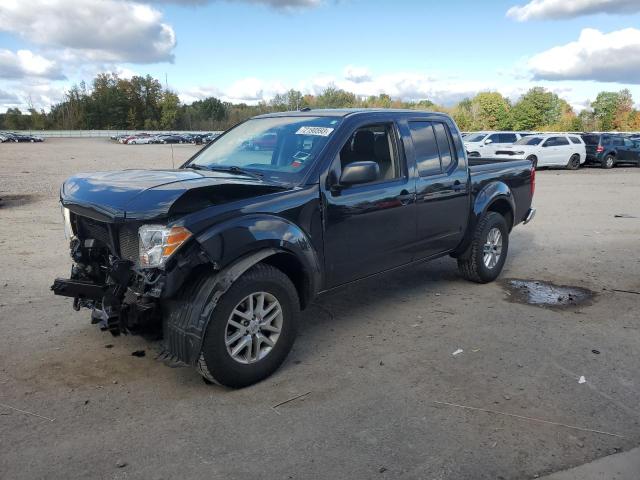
<box><xmin>0</xmin><ymin>49</ymin><xmax>65</xmax><ymax>80</ymax></box>
<box><xmin>528</xmin><ymin>28</ymin><xmax>640</xmax><ymax>83</ymax></box>
<box><xmin>181</xmin><ymin>69</ymin><xmax>506</xmax><ymax>107</ymax></box>
<box><xmin>0</xmin><ymin>0</ymin><xmax>176</xmax><ymax>64</ymax></box>
<box><xmin>507</xmin><ymin>0</ymin><xmax>640</xmax><ymax>21</ymax></box>
<box><xmin>147</xmin><ymin>0</ymin><xmax>322</xmax><ymax>9</ymax></box>
<box><xmin>0</xmin><ymin>88</ymin><xmax>20</xmax><ymax>105</ymax></box>
<box><xmin>343</xmin><ymin>65</ymin><xmax>372</xmax><ymax>83</ymax></box>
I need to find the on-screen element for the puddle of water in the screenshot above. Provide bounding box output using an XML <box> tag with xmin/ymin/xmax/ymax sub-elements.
<box><xmin>503</xmin><ymin>279</ymin><xmax>594</xmax><ymax>309</ymax></box>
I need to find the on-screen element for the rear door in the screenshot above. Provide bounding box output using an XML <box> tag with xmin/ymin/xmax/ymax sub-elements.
<box><xmin>408</xmin><ymin>119</ymin><xmax>469</xmax><ymax>259</ymax></box>
<box><xmin>494</xmin><ymin>133</ymin><xmax>518</xmax><ymax>156</ymax></box>
<box><xmin>619</xmin><ymin>138</ymin><xmax>636</xmax><ymax>161</ymax></box>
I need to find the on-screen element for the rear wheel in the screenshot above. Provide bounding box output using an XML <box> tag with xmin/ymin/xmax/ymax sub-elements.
<box><xmin>567</xmin><ymin>154</ymin><xmax>580</xmax><ymax>170</ymax></box>
<box><xmin>198</xmin><ymin>263</ymin><xmax>299</xmax><ymax>388</ymax></box>
<box><xmin>602</xmin><ymin>155</ymin><xmax>615</xmax><ymax>169</ymax></box>
<box><xmin>457</xmin><ymin>212</ymin><xmax>509</xmax><ymax>283</ymax></box>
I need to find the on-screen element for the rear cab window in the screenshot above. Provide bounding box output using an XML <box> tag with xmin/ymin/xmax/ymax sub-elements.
<box><xmin>409</xmin><ymin>121</ymin><xmax>457</xmax><ymax>176</ymax></box>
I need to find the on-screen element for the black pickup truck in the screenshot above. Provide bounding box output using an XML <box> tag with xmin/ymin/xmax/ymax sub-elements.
<box><xmin>52</xmin><ymin>109</ymin><xmax>536</xmax><ymax>387</ymax></box>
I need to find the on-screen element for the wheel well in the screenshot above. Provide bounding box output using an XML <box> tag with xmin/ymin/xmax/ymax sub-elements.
<box><xmin>261</xmin><ymin>252</ymin><xmax>310</xmax><ymax>310</ymax></box>
<box><xmin>487</xmin><ymin>199</ymin><xmax>514</xmax><ymax>231</ymax></box>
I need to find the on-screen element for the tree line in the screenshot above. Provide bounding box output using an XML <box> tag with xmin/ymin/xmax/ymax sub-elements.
<box><xmin>1</xmin><ymin>72</ymin><xmax>639</xmax><ymax>132</ymax></box>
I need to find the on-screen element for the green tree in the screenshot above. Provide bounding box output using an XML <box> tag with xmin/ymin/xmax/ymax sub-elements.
<box><xmin>4</xmin><ymin>108</ymin><xmax>25</xmax><ymax>129</ymax></box>
<box><xmin>159</xmin><ymin>91</ymin><xmax>180</xmax><ymax>129</ymax></box>
<box><xmin>315</xmin><ymin>87</ymin><xmax>357</xmax><ymax>108</ymax></box>
<box><xmin>469</xmin><ymin>92</ymin><xmax>511</xmax><ymax>130</ymax></box>
<box><xmin>591</xmin><ymin>91</ymin><xmax>620</xmax><ymax>131</ymax></box>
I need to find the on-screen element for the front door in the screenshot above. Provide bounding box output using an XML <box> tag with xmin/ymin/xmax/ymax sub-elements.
<box><xmin>321</xmin><ymin>121</ymin><xmax>416</xmax><ymax>287</ymax></box>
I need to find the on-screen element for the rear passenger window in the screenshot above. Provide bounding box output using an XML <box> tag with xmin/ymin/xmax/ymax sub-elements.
<box><xmin>499</xmin><ymin>133</ymin><xmax>517</xmax><ymax>143</ymax></box>
<box><xmin>568</xmin><ymin>136</ymin><xmax>582</xmax><ymax>144</ymax></box>
<box><xmin>409</xmin><ymin>122</ymin><xmax>441</xmax><ymax>176</ymax></box>
<box><xmin>433</xmin><ymin>123</ymin><xmax>454</xmax><ymax>171</ymax></box>
<box><xmin>548</xmin><ymin>136</ymin><xmax>569</xmax><ymax>146</ymax></box>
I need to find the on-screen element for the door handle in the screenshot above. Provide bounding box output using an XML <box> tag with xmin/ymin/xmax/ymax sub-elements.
<box><xmin>398</xmin><ymin>190</ymin><xmax>414</xmax><ymax>205</ymax></box>
<box><xmin>452</xmin><ymin>180</ymin><xmax>464</xmax><ymax>192</ymax></box>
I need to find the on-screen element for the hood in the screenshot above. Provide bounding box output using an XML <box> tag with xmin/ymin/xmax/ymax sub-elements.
<box><xmin>61</xmin><ymin>169</ymin><xmax>287</xmax><ymax>221</ymax></box>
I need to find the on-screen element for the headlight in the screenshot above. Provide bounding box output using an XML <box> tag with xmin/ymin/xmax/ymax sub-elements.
<box><xmin>139</xmin><ymin>225</ymin><xmax>192</xmax><ymax>269</ymax></box>
<box><xmin>61</xmin><ymin>206</ymin><xmax>74</xmax><ymax>240</ymax></box>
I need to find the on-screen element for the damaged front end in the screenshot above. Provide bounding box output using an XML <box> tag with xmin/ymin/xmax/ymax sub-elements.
<box><xmin>51</xmin><ymin>207</ymin><xmax>206</xmax><ymax>336</ymax></box>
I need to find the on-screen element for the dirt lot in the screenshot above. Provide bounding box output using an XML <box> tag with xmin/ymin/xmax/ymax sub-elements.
<box><xmin>0</xmin><ymin>138</ymin><xmax>639</xmax><ymax>480</ymax></box>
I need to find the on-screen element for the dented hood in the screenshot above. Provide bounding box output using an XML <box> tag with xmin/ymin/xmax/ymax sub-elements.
<box><xmin>61</xmin><ymin>169</ymin><xmax>287</xmax><ymax>221</ymax></box>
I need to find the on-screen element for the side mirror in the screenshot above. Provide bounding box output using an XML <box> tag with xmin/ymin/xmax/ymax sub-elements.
<box><xmin>339</xmin><ymin>161</ymin><xmax>379</xmax><ymax>186</ymax></box>
<box><xmin>484</xmin><ymin>138</ymin><xmax>493</xmax><ymax>145</ymax></box>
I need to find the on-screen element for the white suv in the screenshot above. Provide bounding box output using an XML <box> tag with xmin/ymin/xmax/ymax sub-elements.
<box><xmin>464</xmin><ymin>131</ymin><xmax>528</xmax><ymax>157</ymax></box>
<box><xmin>495</xmin><ymin>134</ymin><xmax>586</xmax><ymax>170</ymax></box>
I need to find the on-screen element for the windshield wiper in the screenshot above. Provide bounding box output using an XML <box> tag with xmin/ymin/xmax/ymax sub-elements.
<box><xmin>202</xmin><ymin>165</ymin><xmax>264</xmax><ymax>180</ymax></box>
<box><xmin>185</xmin><ymin>164</ymin><xmax>209</xmax><ymax>171</ymax></box>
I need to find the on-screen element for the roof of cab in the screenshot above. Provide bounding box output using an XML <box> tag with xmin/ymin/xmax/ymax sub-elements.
<box><xmin>253</xmin><ymin>108</ymin><xmax>448</xmax><ymax>119</ymax></box>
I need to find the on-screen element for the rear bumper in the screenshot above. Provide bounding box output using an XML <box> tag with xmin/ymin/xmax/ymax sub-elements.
<box><xmin>523</xmin><ymin>207</ymin><xmax>536</xmax><ymax>225</ymax></box>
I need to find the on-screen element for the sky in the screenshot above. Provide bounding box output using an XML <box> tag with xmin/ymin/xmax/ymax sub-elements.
<box><xmin>1</xmin><ymin>0</ymin><xmax>640</xmax><ymax>113</ymax></box>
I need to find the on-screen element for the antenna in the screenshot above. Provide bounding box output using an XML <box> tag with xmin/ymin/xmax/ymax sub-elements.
<box><xmin>171</xmin><ymin>144</ymin><xmax>175</xmax><ymax>169</ymax></box>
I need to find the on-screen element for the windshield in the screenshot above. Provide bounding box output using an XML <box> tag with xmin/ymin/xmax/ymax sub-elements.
<box><xmin>186</xmin><ymin>116</ymin><xmax>341</xmax><ymax>183</ymax></box>
<box><xmin>465</xmin><ymin>133</ymin><xmax>487</xmax><ymax>142</ymax></box>
<box><xmin>514</xmin><ymin>136</ymin><xmax>543</xmax><ymax>146</ymax></box>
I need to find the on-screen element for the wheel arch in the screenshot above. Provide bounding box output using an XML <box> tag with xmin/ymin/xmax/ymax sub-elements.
<box><xmin>452</xmin><ymin>182</ymin><xmax>515</xmax><ymax>257</ymax></box>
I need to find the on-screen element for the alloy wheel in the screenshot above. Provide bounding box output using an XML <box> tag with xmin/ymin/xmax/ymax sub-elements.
<box><xmin>225</xmin><ymin>291</ymin><xmax>283</xmax><ymax>364</ymax></box>
<box><xmin>483</xmin><ymin>227</ymin><xmax>503</xmax><ymax>269</ymax></box>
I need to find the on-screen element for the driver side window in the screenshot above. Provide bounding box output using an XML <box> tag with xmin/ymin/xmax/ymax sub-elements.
<box><xmin>336</xmin><ymin>124</ymin><xmax>401</xmax><ymax>184</ymax></box>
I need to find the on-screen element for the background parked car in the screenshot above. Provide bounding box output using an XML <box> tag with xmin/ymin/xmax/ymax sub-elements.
<box><xmin>495</xmin><ymin>134</ymin><xmax>586</xmax><ymax>169</ymax></box>
<box><xmin>463</xmin><ymin>131</ymin><xmax>528</xmax><ymax>157</ymax></box>
<box><xmin>581</xmin><ymin>133</ymin><xmax>640</xmax><ymax>168</ymax></box>
<box><xmin>0</xmin><ymin>132</ymin><xmax>44</xmax><ymax>142</ymax></box>
<box><xmin>128</xmin><ymin>136</ymin><xmax>155</xmax><ymax>145</ymax></box>
<box><xmin>158</xmin><ymin>134</ymin><xmax>188</xmax><ymax>144</ymax></box>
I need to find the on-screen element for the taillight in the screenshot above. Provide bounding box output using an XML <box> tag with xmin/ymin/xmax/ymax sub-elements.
<box><xmin>596</xmin><ymin>145</ymin><xmax>604</xmax><ymax>153</ymax></box>
<box><xmin>530</xmin><ymin>166</ymin><xmax>536</xmax><ymax>197</ymax></box>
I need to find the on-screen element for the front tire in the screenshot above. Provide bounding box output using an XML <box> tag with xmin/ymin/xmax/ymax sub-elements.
<box><xmin>567</xmin><ymin>154</ymin><xmax>580</xmax><ymax>170</ymax></box>
<box><xmin>198</xmin><ymin>264</ymin><xmax>299</xmax><ymax>388</ymax></box>
<box><xmin>526</xmin><ymin>155</ymin><xmax>538</xmax><ymax>169</ymax></box>
<box><xmin>457</xmin><ymin>212</ymin><xmax>509</xmax><ymax>283</ymax></box>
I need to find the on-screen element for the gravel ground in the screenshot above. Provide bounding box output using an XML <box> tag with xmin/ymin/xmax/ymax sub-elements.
<box><xmin>0</xmin><ymin>138</ymin><xmax>639</xmax><ymax>480</ymax></box>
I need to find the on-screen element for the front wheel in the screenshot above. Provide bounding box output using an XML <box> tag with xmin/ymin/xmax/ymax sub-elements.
<box><xmin>457</xmin><ymin>212</ymin><xmax>509</xmax><ymax>283</ymax></box>
<box><xmin>198</xmin><ymin>264</ymin><xmax>299</xmax><ymax>388</ymax></box>
<box><xmin>526</xmin><ymin>155</ymin><xmax>538</xmax><ymax>169</ymax></box>
<box><xmin>567</xmin><ymin>154</ymin><xmax>580</xmax><ymax>170</ymax></box>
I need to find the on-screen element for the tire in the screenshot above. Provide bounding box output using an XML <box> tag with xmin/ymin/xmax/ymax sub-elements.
<box><xmin>526</xmin><ymin>155</ymin><xmax>538</xmax><ymax>169</ymax></box>
<box><xmin>457</xmin><ymin>212</ymin><xmax>509</xmax><ymax>284</ymax></box>
<box><xmin>602</xmin><ymin>155</ymin><xmax>615</xmax><ymax>169</ymax></box>
<box><xmin>198</xmin><ymin>263</ymin><xmax>299</xmax><ymax>388</ymax></box>
<box><xmin>566</xmin><ymin>154</ymin><xmax>580</xmax><ymax>170</ymax></box>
